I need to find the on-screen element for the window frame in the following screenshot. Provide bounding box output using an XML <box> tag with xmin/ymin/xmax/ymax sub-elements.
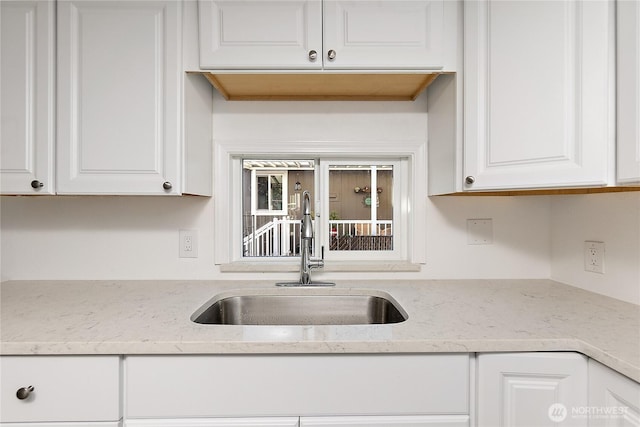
<box><xmin>214</xmin><ymin>140</ymin><xmax>427</xmax><ymax>267</ymax></box>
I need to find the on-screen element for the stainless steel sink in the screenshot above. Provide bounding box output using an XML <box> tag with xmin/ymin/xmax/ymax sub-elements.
<box><xmin>191</xmin><ymin>291</ymin><xmax>408</xmax><ymax>325</ymax></box>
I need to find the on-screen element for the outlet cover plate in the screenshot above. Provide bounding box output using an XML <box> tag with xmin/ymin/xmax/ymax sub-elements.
<box><xmin>584</xmin><ymin>241</ymin><xmax>605</xmax><ymax>274</ymax></box>
<box><xmin>179</xmin><ymin>229</ymin><xmax>198</xmax><ymax>258</ymax></box>
<box><xmin>467</xmin><ymin>219</ymin><xmax>493</xmax><ymax>245</ymax></box>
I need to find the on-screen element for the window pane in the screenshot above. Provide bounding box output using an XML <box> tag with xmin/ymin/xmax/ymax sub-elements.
<box><xmin>257</xmin><ymin>176</ymin><xmax>269</xmax><ymax>210</ymax></box>
<box><xmin>270</xmin><ymin>175</ymin><xmax>283</xmax><ymax>211</ymax></box>
<box><xmin>328</xmin><ymin>165</ymin><xmax>393</xmax><ymax>251</ymax></box>
<box><xmin>242</xmin><ymin>160</ymin><xmax>315</xmax><ymax>257</ymax></box>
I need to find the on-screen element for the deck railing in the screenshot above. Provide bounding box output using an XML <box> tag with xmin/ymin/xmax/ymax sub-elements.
<box><xmin>243</xmin><ymin>218</ymin><xmax>393</xmax><ymax>257</ymax></box>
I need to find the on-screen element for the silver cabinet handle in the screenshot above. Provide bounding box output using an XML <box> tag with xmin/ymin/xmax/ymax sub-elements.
<box><xmin>327</xmin><ymin>49</ymin><xmax>336</xmax><ymax>60</ymax></box>
<box><xmin>30</xmin><ymin>180</ymin><xmax>44</xmax><ymax>189</ymax></box>
<box><xmin>308</xmin><ymin>50</ymin><xmax>317</xmax><ymax>61</ymax></box>
<box><xmin>16</xmin><ymin>385</ymin><xmax>34</xmax><ymax>400</ymax></box>
<box><xmin>162</xmin><ymin>182</ymin><xmax>172</xmax><ymax>190</ymax></box>
<box><xmin>465</xmin><ymin>176</ymin><xmax>476</xmax><ymax>185</ymax></box>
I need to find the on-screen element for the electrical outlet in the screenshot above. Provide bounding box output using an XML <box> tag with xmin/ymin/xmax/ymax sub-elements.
<box><xmin>584</xmin><ymin>241</ymin><xmax>605</xmax><ymax>274</ymax></box>
<box><xmin>467</xmin><ymin>219</ymin><xmax>493</xmax><ymax>245</ymax></box>
<box><xmin>179</xmin><ymin>229</ymin><xmax>198</xmax><ymax>258</ymax></box>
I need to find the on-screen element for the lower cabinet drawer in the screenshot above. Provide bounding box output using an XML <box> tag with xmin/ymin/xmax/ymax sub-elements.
<box><xmin>0</xmin><ymin>356</ymin><xmax>121</xmax><ymax>423</ymax></box>
<box><xmin>125</xmin><ymin>354</ymin><xmax>469</xmax><ymax>418</ymax></box>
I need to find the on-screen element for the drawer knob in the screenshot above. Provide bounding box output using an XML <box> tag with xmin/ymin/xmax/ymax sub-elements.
<box><xmin>327</xmin><ymin>49</ymin><xmax>337</xmax><ymax>60</ymax></box>
<box><xmin>308</xmin><ymin>50</ymin><xmax>317</xmax><ymax>61</ymax></box>
<box><xmin>16</xmin><ymin>385</ymin><xmax>34</xmax><ymax>400</ymax></box>
<box><xmin>465</xmin><ymin>176</ymin><xmax>475</xmax><ymax>185</ymax></box>
<box><xmin>162</xmin><ymin>181</ymin><xmax>173</xmax><ymax>190</ymax></box>
<box><xmin>30</xmin><ymin>180</ymin><xmax>44</xmax><ymax>189</ymax></box>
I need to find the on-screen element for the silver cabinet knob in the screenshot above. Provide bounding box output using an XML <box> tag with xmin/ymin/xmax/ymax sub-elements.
<box><xmin>327</xmin><ymin>49</ymin><xmax>336</xmax><ymax>60</ymax></box>
<box><xmin>308</xmin><ymin>50</ymin><xmax>317</xmax><ymax>61</ymax></box>
<box><xmin>465</xmin><ymin>176</ymin><xmax>475</xmax><ymax>185</ymax></box>
<box><xmin>30</xmin><ymin>180</ymin><xmax>44</xmax><ymax>189</ymax></box>
<box><xmin>162</xmin><ymin>181</ymin><xmax>172</xmax><ymax>191</ymax></box>
<box><xmin>16</xmin><ymin>385</ymin><xmax>34</xmax><ymax>400</ymax></box>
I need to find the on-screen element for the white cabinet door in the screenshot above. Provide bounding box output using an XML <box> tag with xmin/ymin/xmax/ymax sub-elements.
<box><xmin>198</xmin><ymin>0</ymin><xmax>322</xmax><ymax>69</ymax></box>
<box><xmin>126</xmin><ymin>354</ymin><xmax>469</xmax><ymax>418</ymax></box>
<box><xmin>0</xmin><ymin>356</ymin><xmax>120</xmax><ymax>423</ymax></box>
<box><xmin>125</xmin><ymin>418</ymin><xmax>299</xmax><ymax>427</ymax></box>
<box><xmin>617</xmin><ymin>0</ymin><xmax>640</xmax><ymax>184</ymax></box>
<box><xmin>588</xmin><ymin>360</ymin><xmax>640</xmax><ymax>427</ymax></box>
<box><xmin>322</xmin><ymin>1</ymin><xmax>444</xmax><ymax>70</ymax></box>
<box><xmin>56</xmin><ymin>0</ymin><xmax>181</xmax><ymax>195</ymax></box>
<box><xmin>0</xmin><ymin>1</ymin><xmax>55</xmax><ymax>195</ymax></box>
<box><xmin>477</xmin><ymin>352</ymin><xmax>588</xmax><ymax>427</ymax></box>
<box><xmin>198</xmin><ymin>0</ymin><xmax>449</xmax><ymax>71</ymax></box>
<box><xmin>0</xmin><ymin>423</ymin><xmax>121</xmax><ymax>427</ymax></box>
<box><xmin>463</xmin><ymin>0</ymin><xmax>614</xmax><ymax>191</ymax></box>
<box><xmin>300</xmin><ymin>415</ymin><xmax>469</xmax><ymax>426</ymax></box>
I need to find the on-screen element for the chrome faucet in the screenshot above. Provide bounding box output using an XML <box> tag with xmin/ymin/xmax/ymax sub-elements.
<box><xmin>299</xmin><ymin>191</ymin><xmax>324</xmax><ymax>284</ymax></box>
<box><xmin>276</xmin><ymin>190</ymin><xmax>334</xmax><ymax>287</ymax></box>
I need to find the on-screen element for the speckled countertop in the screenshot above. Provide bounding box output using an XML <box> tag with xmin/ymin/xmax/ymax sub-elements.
<box><xmin>1</xmin><ymin>279</ymin><xmax>638</xmax><ymax>382</ymax></box>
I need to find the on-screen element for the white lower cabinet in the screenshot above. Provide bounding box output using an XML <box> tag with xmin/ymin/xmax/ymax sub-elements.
<box><xmin>124</xmin><ymin>354</ymin><xmax>469</xmax><ymax>423</ymax></box>
<box><xmin>589</xmin><ymin>359</ymin><xmax>640</xmax><ymax>427</ymax></box>
<box><xmin>125</xmin><ymin>419</ymin><xmax>299</xmax><ymax>427</ymax></box>
<box><xmin>0</xmin><ymin>356</ymin><xmax>121</xmax><ymax>425</ymax></box>
<box><xmin>300</xmin><ymin>415</ymin><xmax>469</xmax><ymax>426</ymax></box>
<box><xmin>477</xmin><ymin>352</ymin><xmax>588</xmax><ymax>426</ymax></box>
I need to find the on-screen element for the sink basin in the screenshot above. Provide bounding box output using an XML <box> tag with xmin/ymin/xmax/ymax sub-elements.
<box><xmin>191</xmin><ymin>290</ymin><xmax>408</xmax><ymax>325</ymax></box>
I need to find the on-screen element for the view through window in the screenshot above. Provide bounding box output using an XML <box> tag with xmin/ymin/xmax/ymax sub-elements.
<box><xmin>242</xmin><ymin>159</ymin><xmax>396</xmax><ymax>259</ymax></box>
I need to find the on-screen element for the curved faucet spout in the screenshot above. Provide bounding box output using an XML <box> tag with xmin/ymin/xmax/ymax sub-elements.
<box><xmin>299</xmin><ymin>191</ymin><xmax>323</xmax><ymax>284</ymax></box>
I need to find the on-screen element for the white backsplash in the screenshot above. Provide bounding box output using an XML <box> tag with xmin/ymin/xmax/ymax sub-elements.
<box><xmin>1</xmin><ymin>92</ymin><xmax>638</xmax><ymax>305</ymax></box>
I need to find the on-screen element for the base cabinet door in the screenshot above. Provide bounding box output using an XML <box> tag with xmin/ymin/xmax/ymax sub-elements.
<box><xmin>0</xmin><ymin>423</ymin><xmax>121</xmax><ymax>427</ymax></box>
<box><xmin>125</xmin><ymin>418</ymin><xmax>299</xmax><ymax>427</ymax></box>
<box><xmin>0</xmin><ymin>356</ymin><xmax>121</xmax><ymax>424</ymax></box>
<box><xmin>300</xmin><ymin>415</ymin><xmax>469</xmax><ymax>426</ymax></box>
<box><xmin>477</xmin><ymin>352</ymin><xmax>588</xmax><ymax>427</ymax></box>
<box><xmin>463</xmin><ymin>0</ymin><xmax>613</xmax><ymax>191</ymax></box>
<box><xmin>588</xmin><ymin>360</ymin><xmax>640</xmax><ymax>427</ymax></box>
<box><xmin>0</xmin><ymin>0</ymin><xmax>55</xmax><ymax>195</ymax></box>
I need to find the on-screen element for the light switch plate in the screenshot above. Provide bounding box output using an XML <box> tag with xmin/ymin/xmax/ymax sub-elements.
<box><xmin>467</xmin><ymin>219</ymin><xmax>493</xmax><ymax>245</ymax></box>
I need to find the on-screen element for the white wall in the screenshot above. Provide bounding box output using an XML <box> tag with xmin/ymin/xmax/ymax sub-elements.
<box><xmin>550</xmin><ymin>192</ymin><xmax>640</xmax><ymax>305</ymax></box>
<box><xmin>0</xmin><ymin>92</ymin><xmax>552</xmax><ymax>282</ymax></box>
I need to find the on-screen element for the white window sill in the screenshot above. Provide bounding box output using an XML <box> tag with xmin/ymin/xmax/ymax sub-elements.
<box><xmin>219</xmin><ymin>261</ymin><xmax>421</xmax><ymax>273</ymax></box>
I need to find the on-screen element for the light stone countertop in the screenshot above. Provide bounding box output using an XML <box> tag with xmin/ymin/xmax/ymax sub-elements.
<box><xmin>1</xmin><ymin>279</ymin><xmax>639</xmax><ymax>382</ymax></box>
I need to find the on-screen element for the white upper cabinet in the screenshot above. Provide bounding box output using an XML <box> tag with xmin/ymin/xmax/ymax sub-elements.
<box><xmin>617</xmin><ymin>0</ymin><xmax>640</xmax><ymax>184</ymax></box>
<box><xmin>0</xmin><ymin>1</ymin><xmax>55</xmax><ymax>195</ymax></box>
<box><xmin>323</xmin><ymin>1</ymin><xmax>444</xmax><ymax>69</ymax></box>
<box><xmin>462</xmin><ymin>0</ymin><xmax>614</xmax><ymax>191</ymax></box>
<box><xmin>198</xmin><ymin>0</ymin><xmax>450</xmax><ymax>70</ymax></box>
<box><xmin>56</xmin><ymin>0</ymin><xmax>182</xmax><ymax>195</ymax></box>
<box><xmin>198</xmin><ymin>0</ymin><xmax>322</xmax><ymax>69</ymax></box>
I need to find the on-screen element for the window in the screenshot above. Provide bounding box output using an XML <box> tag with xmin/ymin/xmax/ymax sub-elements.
<box><xmin>214</xmin><ymin>140</ymin><xmax>426</xmax><ymax>266</ymax></box>
<box><xmin>239</xmin><ymin>158</ymin><xmax>406</xmax><ymax>261</ymax></box>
